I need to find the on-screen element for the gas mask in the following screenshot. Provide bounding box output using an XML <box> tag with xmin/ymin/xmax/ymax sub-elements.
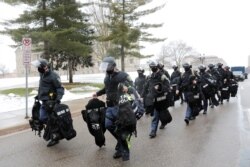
<box><xmin>38</xmin><ymin>67</ymin><xmax>46</xmax><ymax>73</ymax></box>
<box><xmin>184</xmin><ymin>67</ymin><xmax>190</xmax><ymax>72</ymax></box>
<box><xmin>151</xmin><ymin>67</ymin><xmax>158</xmax><ymax>73</ymax></box>
<box><xmin>106</xmin><ymin>69</ymin><xmax>114</xmax><ymax>74</ymax></box>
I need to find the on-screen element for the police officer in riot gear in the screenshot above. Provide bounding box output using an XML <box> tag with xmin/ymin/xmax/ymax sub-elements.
<box><xmin>93</xmin><ymin>56</ymin><xmax>134</xmax><ymax>161</ymax></box>
<box><xmin>170</xmin><ymin>65</ymin><xmax>184</xmax><ymax>104</ymax></box>
<box><xmin>197</xmin><ymin>64</ymin><xmax>218</xmax><ymax>114</ymax></box>
<box><xmin>224</xmin><ymin>66</ymin><xmax>234</xmax><ymax>101</ymax></box>
<box><xmin>158</xmin><ymin>62</ymin><xmax>170</xmax><ymax>80</ymax></box>
<box><xmin>207</xmin><ymin>64</ymin><xmax>221</xmax><ymax>105</ymax></box>
<box><xmin>216</xmin><ymin>63</ymin><xmax>230</xmax><ymax>104</ymax></box>
<box><xmin>134</xmin><ymin>67</ymin><xmax>146</xmax><ymax>97</ymax></box>
<box><xmin>224</xmin><ymin>66</ymin><xmax>234</xmax><ymax>81</ymax></box>
<box><xmin>216</xmin><ymin>63</ymin><xmax>226</xmax><ymax>83</ymax></box>
<box><xmin>178</xmin><ymin>63</ymin><xmax>194</xmax><ymax>125</ymax></box>
<box><xmin>207</xmin><ymin>64</ymin><xmax>221</xmax><ymax>84</ymax></box>
<box><xmin>170</xmin><ymin>65</ymin><xmax>181</xmax><ymax>81</ymax></box>
<box><xmin>142</xmin><ymin>61</ymin><xmax>171</xmax><ymax>138</ymax></box>
<box><xmin>31</xmin><ymin>58</ymin><xmax>65</xmax><ymax>147</ymax></box>
<box><xmin>185</xmin><ymin>75</ymin><xmax>203</xmax><ymax>120</ymax></box>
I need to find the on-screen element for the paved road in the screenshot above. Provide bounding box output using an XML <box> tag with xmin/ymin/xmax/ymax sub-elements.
<box><xmin>0</xmin><ymin>80</ymin><xmax>250</xmax><ymax>167</ymax></box>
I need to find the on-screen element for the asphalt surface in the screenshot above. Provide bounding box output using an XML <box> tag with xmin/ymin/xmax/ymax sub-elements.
<box><xmin>0</xmin><ymin>80</ymin><xmax>250</xmax><ymax>167</ymax></box>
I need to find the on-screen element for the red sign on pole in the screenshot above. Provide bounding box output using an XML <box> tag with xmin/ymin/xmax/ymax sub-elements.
<box><xmin>22</xmin><ymin>38</ymin><xmax>32</xmax><ymax>65</ymax></box>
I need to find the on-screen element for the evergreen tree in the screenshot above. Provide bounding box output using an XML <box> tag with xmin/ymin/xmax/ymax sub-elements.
<box><xmin>97</xmin><ymin>0</ymin><xmax>166</xmax><ymax>71</ymax></box>
<box><xmin>2</xmin><ymin>0</ymin><xmax>94</xmax><ymax>83</ymax></box>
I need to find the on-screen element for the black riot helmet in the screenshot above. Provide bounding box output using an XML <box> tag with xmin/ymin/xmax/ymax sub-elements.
<box><xmin>99</xmin><ymin>56</ymin><xmax>116</xmax><ymax>74</ymax></box>
<box><xmin>224</xmin><ymin>66</ymin><xmax>230</xmax><ymax>70</ymax></box>
<box><xmin>149</xmin><ymin>60</ymin><xmax>158</xmax><ymax>73</ymax></box>
<box><xmin>182</xmin><ymin>63</ymin><xmax>192</xmax><ymax>71</ymax></box>
<box><xmin>137</xmin><ymin>67</ymin><xmax>144</xmax><ymax>74</ymax></box>
<box><xmin>157</xmin><ymin>63</ymin><xmax>164</xmax><ymax>70</ymax></box>
<box><xmin>208</xmin><ymin>64</ymin><xmax>215</xmax><ymax>69</ymax></box>
<box><xmin>217</xmin><ymin>63</ymin><xmax>223</xmax><ymax>68</ymax></box>
<box><xmin>198</xmin><ymin>64</ymin><xmax>206</xmax><ymax>72</ymax></box>
<box><xmin>31</xmin><ymin>58</ymin><xmax>49</xmax><ymax>73</ymax></box>
<box><xmin>172</xmin><ymin>65</ymin><xmax>178</xmax><ymax>70</ymax></box>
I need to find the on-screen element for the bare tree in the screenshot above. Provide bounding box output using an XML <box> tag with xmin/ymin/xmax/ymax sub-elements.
<box><xmin>84</xmin><ymin>0</ymin><xmax>113</xmax><ymax>61</ymax></box>
<box><xmin>157</xmin><ymin>40</ymin><xmax>194</xmax><ymax>68</ymax></box>
<box><xmin>157</xmin><ymin>44</ymin><xmax>172</xmax><ymax>68</ymax></box>
<box><xmin>0</xmin><ymin>64</ymin><xmax>8</xmax><ymax>77</ymax></box>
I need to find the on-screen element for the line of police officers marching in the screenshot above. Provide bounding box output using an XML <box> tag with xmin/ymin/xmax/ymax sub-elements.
<box><xmin>32</xmin><ymin>57</ymin><xmax>238</xmax><ymax>162</ymax></box>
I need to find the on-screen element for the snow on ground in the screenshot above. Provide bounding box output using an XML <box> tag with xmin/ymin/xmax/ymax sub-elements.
<box><xmin>0</xmin><ymin>70</ymin><xmax>172</xmax><ymax>113</ymax></box>
<box><xmin>0</xmin><ymin>72</ymin><xmax>140</xmax><ymax>113</ymax></box>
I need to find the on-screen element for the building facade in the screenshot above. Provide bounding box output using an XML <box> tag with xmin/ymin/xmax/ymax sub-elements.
<box><xmin>15</xmin><ymin>47</ymin><xmax>140</xmax><ymax>77</ymax></box>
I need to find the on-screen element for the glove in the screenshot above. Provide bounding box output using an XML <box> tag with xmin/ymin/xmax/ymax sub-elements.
<box><xmin>135</xmin><ymin>111</ymin><xmax>144</xmax><ymax>120</ymax></box>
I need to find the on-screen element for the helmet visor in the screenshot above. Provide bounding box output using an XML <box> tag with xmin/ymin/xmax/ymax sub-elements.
<box><xmin>99</xmin><ymin>62</ymin><xmax>114</xmax><ymax>72</ymax></box>
<box><xmin>31</xmin><ymin>60</ymin><xmax>41</xmax><ymax>68</ymax></box>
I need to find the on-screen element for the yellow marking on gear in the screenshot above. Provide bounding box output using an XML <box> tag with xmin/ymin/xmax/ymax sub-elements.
<box><xmin>126</xmin><ymin>135</ymin><xmax>132</xmax><ymax>149</ymax></box>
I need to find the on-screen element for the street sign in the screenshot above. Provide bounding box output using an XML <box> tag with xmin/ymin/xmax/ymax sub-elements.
<box><xmin>22</xmin><ymin>37</ymin><xmax>32</xmax><ymax>119</ymax></box>
<box><xmin>22</xmin><ymin>38</ymin><xmax>32</xmax><ymax>65</ymax></box>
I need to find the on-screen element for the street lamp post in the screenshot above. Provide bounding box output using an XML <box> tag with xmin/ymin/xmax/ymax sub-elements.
<box><xmin>199</xmin><ymin>54</ymin><xmax>205</xmax><ymax>64</ymax></box>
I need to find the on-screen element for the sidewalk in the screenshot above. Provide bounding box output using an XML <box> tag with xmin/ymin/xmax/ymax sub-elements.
<box><xmin>0</xmin><ymin>97</ymin><xmax>101</xmax><ymax>136</ymax></box>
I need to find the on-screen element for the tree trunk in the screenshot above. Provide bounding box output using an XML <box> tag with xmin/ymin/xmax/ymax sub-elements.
<box><xmin>121</xmin><ymin>0</ymin><xmax>125</xmax><ymax>72</ymax></box>
<box><xmin>42</xmin><ymin>0</ymin><xmax>49</xmax><ymax>60</ymax></box>
<box><xmin>68</xmin><ymin>59</ymin><xmax>73</xmax><ymax>83</ymax></box>
<box><xmin>121</xmin><ymin>45</ymin><xmax>125</xmax><ymax>71</ymax></box>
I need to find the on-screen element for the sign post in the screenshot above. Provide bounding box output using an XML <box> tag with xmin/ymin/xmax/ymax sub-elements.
<box><xmin>22</xmin><ymin>37</ymin><xmax>32</xmax><ymax>119</ymax></box>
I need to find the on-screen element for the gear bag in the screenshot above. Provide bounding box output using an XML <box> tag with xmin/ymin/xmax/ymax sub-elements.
<box><xmin>81</xmin><ymin>98</ymin><xmax>106</xmax><ymax>147</ymax></box>
<box><xmin>116</xmin><ymin>94</ymin><xmax>137</xmax><ymax>136</ymax></box>
<box><xmin>230</xmin><ymin>81</ymin><xmax>238</xmax><ymax>97</ymax></box>
<box><xmin>159</xmin><ymin>108</ymin><xmax>172</xmax><ymax>125</ymax></box>
<box><xmin>116</xmin><ymin>102</ymin><xmax>137</xmax><ymax>136</ymax></box>
<box><xmin>29</xmin><ymin>97</ymin><xmax>44</xmax><ymax>137</ymax></box>
<box><xmin>221</xmin><ymin>84</ymin><xmax>230</xmax><ymax>100</ymax></box>
<box><xmin>44</xmin><ymin>103</ymin><xmax>76</xmax><ymax>141</ymax></box>
<box><xmin>186</xmin><ymin>92</ymin><xmax>203</xmax><ymax>117</ymax></box>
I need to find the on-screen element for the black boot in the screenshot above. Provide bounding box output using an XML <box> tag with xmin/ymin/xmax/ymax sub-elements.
<box><xmin>113</xmin><ymin>151</ymin><xmax>122</xmax><ymax>159</ymax></box>
<box><xmin>122</xmin><ymin>151</ymin><xmax>130</xmax><ymax>161</ymax></box>
<box><xmin>47</xmin><ymin>140</ymin><xmax>59</xmax><ymax>147</ymax></box>
<box><xmin>149</xmin><ymin>131</ymin><xmax>156</xmax><ymax>138</ymax></box>
<box><xmin>159</xmin><ymin>123</ymin><xmax>167</xmax><ymax>129</ymax></box>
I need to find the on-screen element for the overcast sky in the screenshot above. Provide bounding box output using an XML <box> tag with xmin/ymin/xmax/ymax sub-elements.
<box><xmin>0</xmin><ymin>0</ymin><xmax>250</xmax><ymax>72</ymax></box>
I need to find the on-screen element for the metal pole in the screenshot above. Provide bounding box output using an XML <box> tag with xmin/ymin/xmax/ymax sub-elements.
<box><xmin>25</xmin><ymin>64</ymin><xmax>29</xmax><ymax>119</ymax></box>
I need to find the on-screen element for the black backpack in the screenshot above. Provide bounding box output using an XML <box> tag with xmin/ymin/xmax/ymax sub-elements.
<box><xmin>29</xmin><ymin>97</ymin><xmax>44</xmax><ymax>137</ymax></box>
<box><xmin>53</xmin><ymin>104</ymin><xmax>76</xmax><ymax>140</ymax></box>
<box><xmin>230</xmin><ymin>80</ymin><xmax>238</xmax><ymax>97</ymax></box>
<box><xmin>81</xmin><ymin>98</ymin><xmax>106</xmax><ymax>147</ymax></box>
<box><xmin>43</xmin><ymin>104</ymin><xmax>76</xmax><ymax>141</ymax></box>
<box><xmin>221</xmin><ymin>83</ymin><xmax>230</xmax><ymax>100</ymax></box>
<box><xmin>116</xmin><ymin>95</ymin><xmax>137</xmax><ymax>136</ymax></box>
